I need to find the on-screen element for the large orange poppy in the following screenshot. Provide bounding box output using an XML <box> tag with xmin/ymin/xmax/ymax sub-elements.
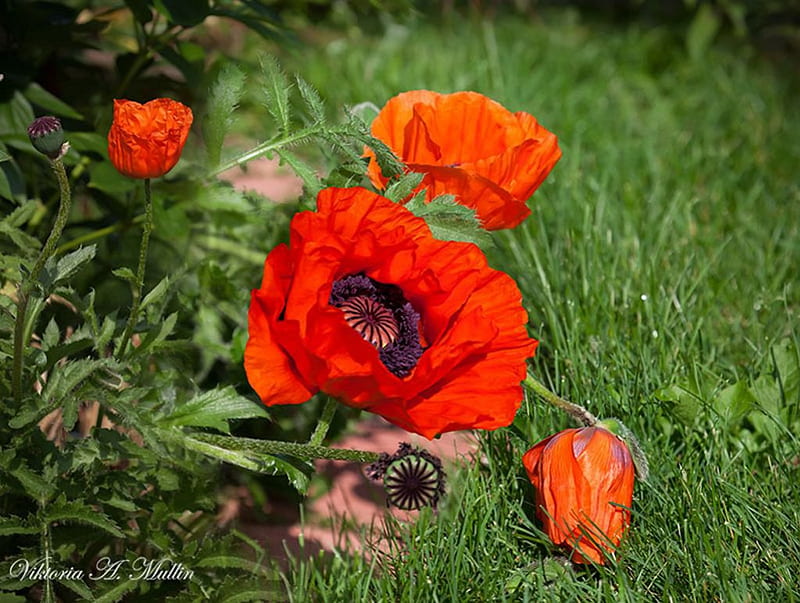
<box><xmin>522</xmin><ymin>426</ymin><xmax>635</xmax><ymax>564</ymax></box>
<box><xmin>244</xmin><ymin>187</ymin><xmax>538</xmax><ymax>438</ymax></box>
<box><xmin>107</xmin><ymin>98</ymin><xmax>193</xmax><ymax>179</ymax></box>
<box><xmin>366</xmin><ymin>90</ymin><xmax>561</xmax><ymax>230</ymax></box>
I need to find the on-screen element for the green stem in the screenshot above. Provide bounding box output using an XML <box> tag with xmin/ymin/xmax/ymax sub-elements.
<box><xmin>523</xmin><ymin>373</ymin><xmax>597</xmax><ymax>427</ymax></box>
<box><xmin>12</xmin><ymin>158</ymin><xmax>73</xmax><ymax>404</ymax></box>
<box><xmin>308</xmin><ymin>396</ymin><xmax>338</xmax><ymax>446</ymax></box>
<box><xmin>56</xmin><ymin>215</ymin><xmax>144</xmax><ymax>255</ymax></box>
<box><xmin>39</xmin><ymin>507</ymin><xmax>53</xmax><ymax>603</ymax></box>
<box><xmin>119</xmin><ymin>178</ymin><xmax>153</xmax><ymax>358</ymax></box>
<box><xmin>192</xmin><ymin>432</ymin><xmax>381</xmax><ymax>464</ymax></box>
<box><xmin>210</xmin><ymin>125</ymin><xmax>337</xmax><ymax>176</ymax></box>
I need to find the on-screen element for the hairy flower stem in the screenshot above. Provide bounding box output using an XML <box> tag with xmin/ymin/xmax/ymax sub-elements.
<box><xmin>308</xmin><ymin>396</ymin><xmax>338</xmax><ymax>446</ymax></box>
<box><xmin>40</xmin><ymin>509</ymin><xmax>54</xmax><ymax>603</ymax></box>
<box><xmin>12</xmin><ymin>158</ymin><xmax>72</xmax><ymax>404</ymax></box>
<box><xmin>119</xmin><ymin>178</ymin><xmax>153</xmax><ymax>358</ymax></box>
<box><xmin>192</xmin><ymin>432</ymin><xmax>381</xmax><ymax>464</ymax></box>
<box><xmin>523</xmin><ymin>373</ymin><xmax>597</xmax><ymax>427</ymax></box>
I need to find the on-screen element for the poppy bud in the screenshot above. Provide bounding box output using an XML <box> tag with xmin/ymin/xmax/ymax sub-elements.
<box><xmin>27</xmin><ymin>116</ymin><xmax>66</xmax><ymax>160</ymax></box>
<box><xmin>522</xmin><ymin>425</ymin><xmax>635</xmax><ymax>564</ymax></box>
<box><xmin>107</xmin><ymin>98</ymin><xmax>193</xmax><ymax>179</ymax></box>
<box><xmin>366</xmin><ymin>442</ymin><xmax>446</xmax><ymax>510</ymax></box>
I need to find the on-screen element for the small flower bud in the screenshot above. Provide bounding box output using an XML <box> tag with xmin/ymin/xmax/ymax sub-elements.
<box><xmin>366</xmin><ymin>442</ymin><xmax>446</xmax><ymax>511</ymax></box>
<box><xmin>27</xmin><ymin>116</ymin><xmax>65</xmax><ymax>159</ymax></box>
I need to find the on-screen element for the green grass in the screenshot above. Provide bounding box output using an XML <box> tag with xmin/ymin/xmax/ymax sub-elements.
<box><xmin>263</xmin><ymin>11</ymin><xmax>799</xmax><ymax>601</ymax></box>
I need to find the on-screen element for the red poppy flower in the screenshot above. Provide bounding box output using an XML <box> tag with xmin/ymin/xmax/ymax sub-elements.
<box><xmin>244</xmin><ymin>186</ymin><xmax>538</xmax><ymax>438</ymax></box>
<box><xmin>522</xmin><ymin>426</ymin><xmax>635</xmax><ymax>564</ymax></box>
<box><xmin>365</xmin><ymin>90</ymin><xmax>561</xmax><ymax>230</ymax></box>
<box><xmin>107</xmin><ymin>98</ymin><xmax>193</xmax><ymax>179</ymax></box>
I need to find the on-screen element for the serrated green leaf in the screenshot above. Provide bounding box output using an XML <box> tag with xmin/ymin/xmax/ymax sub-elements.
<box><xmin>43</xmin><ymin>498</ymin><xmax>125</xmax><ymax>538</ymax></box>
<box><xmin>276</xmin><ymin>149</ymin><xmax>321</xmax><ymax>197</ymax></box>
<box><xmin>8</xmin><ymin>403</ymin><xmax>48</xmax><ymax>429</ymax></box>
<box><xmin>97</xmin><ymin>494</ymin><xmax>138</xmax><ymax>513</ymax></box>
<box><xmin>94</xmin><ymin>316</ymin><xmax>116</xmax><ymax>352</ymax></box>
<box><xmin>42</xmin><ymin>358</ymin><xmax>116</xmax><ymax>407</ymax></box>
<box><xmin>8</xmin><ymin>465</ymin><xmax>56</xmax><ymax>500</ymax></box>
<box><xmin>139</xmin><ymin>276</ymin><xmax>170</xmax><ymax>312</ymax></box>
<box><xmin>42</xmin><ymin>317</ymin><xmax>60</xmax><ymax>350</ymax></box>
<box><xmin>357</xmin><ymin>131</ymin><xmax>404</xmax><ymax>180</ymax></box>
<box><xmin>43</xmin><ymin>337</ymin><xmax>95</xmax><ymax>375</ymax></box>
<box><xmin>384</xmin><ymin>172</ymin><xmax>424</xmax><ymax>203</ymax></box>
<box><xmin>259</xmin><ymin>55</ymin><xmax>292</xmax><ymax>135</ymax></box>
<box><xmin>205</xmin><ymin>63</ymin><xmax>246</xmax><ymax>169</ymax></box>
<box><xmin>406</xmin><ymin>194</ymin><xmax>493</xmax><ymax>248</ymax></box>
<box><xmin>112</xmin><ymin>267</ymin><xmax>136</xmax><ymax>283</ymax></box>
<box><xmin>158</xmin><ymin>386</ymin><xmax>269</xmax><ymax>433</ymax></box>
<box><xmin>131</xmin><ymin>311</ymin><xmax>178</xmax><ymax>355</ymax></box>
<box><xmin>39</xmin><ymin>246</ymin><xmax>97</xmax><ymax>293</ymax></box>
<box><xmin>2</xmin><ymin>199</ymin><xmax>38</xmax><ymax>227</ymax></box>
<box><xmin>0</xmin><ymin>220</ymin><xmax>41</xmax><ymax>252</ymax></box>
<box><xmin>295</xmin><ymin>75</ymin><xmax>326</xmax><ymax>124</ymax></box>
<box><xmin>0</xmin><ymin>146</ymin><xmax>10</xmax><ymax>162</ymax></box>
<box><xmin>0</xmin><ymin>516</ymin><xmax>38</xmax><ymax>536</ymax></box>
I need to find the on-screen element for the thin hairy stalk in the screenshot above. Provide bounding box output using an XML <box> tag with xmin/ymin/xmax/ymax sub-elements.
<box><xmin>12</xmin><ymin>158</ymin><xmax>72</xmax><ymax>404</ymax></box>
<box><xmin>192</xmin><ymin>432</ymin><xmax>381</xmax><ymax>464</ymax></box>
<box><xmin>523</xmin><ymin>373</ymin><xmax>597</xmax><ymax>427</ymax></box>
<box><xmin>118</xmin><ymin>178</ymin><xmax>153</xmax><ymax>358</ymax></box>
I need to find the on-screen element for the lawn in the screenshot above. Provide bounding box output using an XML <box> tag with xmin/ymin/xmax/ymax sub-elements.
<box><xmin>264</xmin><ymin>11</ymin><xmax>800</xmax><ymax>601</ymax></box>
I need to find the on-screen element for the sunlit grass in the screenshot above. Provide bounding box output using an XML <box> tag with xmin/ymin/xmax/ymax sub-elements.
<box><xmin>260</xmin><ymin>11</ymin><xmax>799</xmax><ymax>601</ymax></box>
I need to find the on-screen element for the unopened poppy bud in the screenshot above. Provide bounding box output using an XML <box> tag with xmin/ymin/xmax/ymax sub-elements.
<box><xmin>27</xmin><ymin>116</ymin><xmax>66</xmax><ymax>159</ymax></box>
<box><xmin>366</xmin><ymin>442</ymin><xmax>446</xmax><ymax>510</ymax></box>
<box><xmin>522</xmin><ymin>425</ymin><xmax>636</xmax><ymax>564</ymax></box>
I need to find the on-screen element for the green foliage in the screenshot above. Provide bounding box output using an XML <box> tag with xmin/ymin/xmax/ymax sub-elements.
<box><xmin>405</xmin><ymin>194</ymin><xmax>493</xmax><ymax>249</ymax></box>
<box><xmin>657</xmin><ymin>338</ymin><xmax>800</xmax><ymax>454</ymax></box>
<box><xmin>204</xmin><ymin>64</ymin><xmax>247</xmax><ymax>170</ymax></box>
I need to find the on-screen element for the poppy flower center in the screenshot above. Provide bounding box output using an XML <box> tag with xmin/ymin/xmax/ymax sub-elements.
<box><xmin>330</xmin><ymin>273</ymin><xmax>424</xmax><ymax>378</ymax></box>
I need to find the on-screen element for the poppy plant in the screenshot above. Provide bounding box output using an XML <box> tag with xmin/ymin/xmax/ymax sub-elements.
<box><xmin>522</xmin><ymin>425</ymin><xmax>635</xmax><ymax>564</ymax></box>
<box><xmin>244</xmin><ymin>186</ymin><xmax>538</xmax><ymax>438</ymax></box>
<box><xmin>107</xmin><ymin>98</ymin><xmax>193</xmax><ymax>179</ymax></box>
<box><xmin>365</xmin><ymin>90</ymin><xmax>562</xmax><ymax>230</ymax></box>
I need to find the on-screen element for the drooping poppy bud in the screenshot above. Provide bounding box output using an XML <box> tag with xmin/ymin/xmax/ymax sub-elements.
<box><xmin>27</xmin><ymin>116</ymin><xmax>66</xmax><ymax>160</ymax></box>
<box><xmin>107</xmin><ymin>98</ymin><xmax>193</xmax><ymax>179</ymax></box>
<box><xmin>366</xmin><ymin>442</ymin><xmax>446</xmax><ymax>510</ymax></box>
<box><xmin>522</xmin><ymin>425</ymin><xmax>635</xmax><ymax>564</ymax></box>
